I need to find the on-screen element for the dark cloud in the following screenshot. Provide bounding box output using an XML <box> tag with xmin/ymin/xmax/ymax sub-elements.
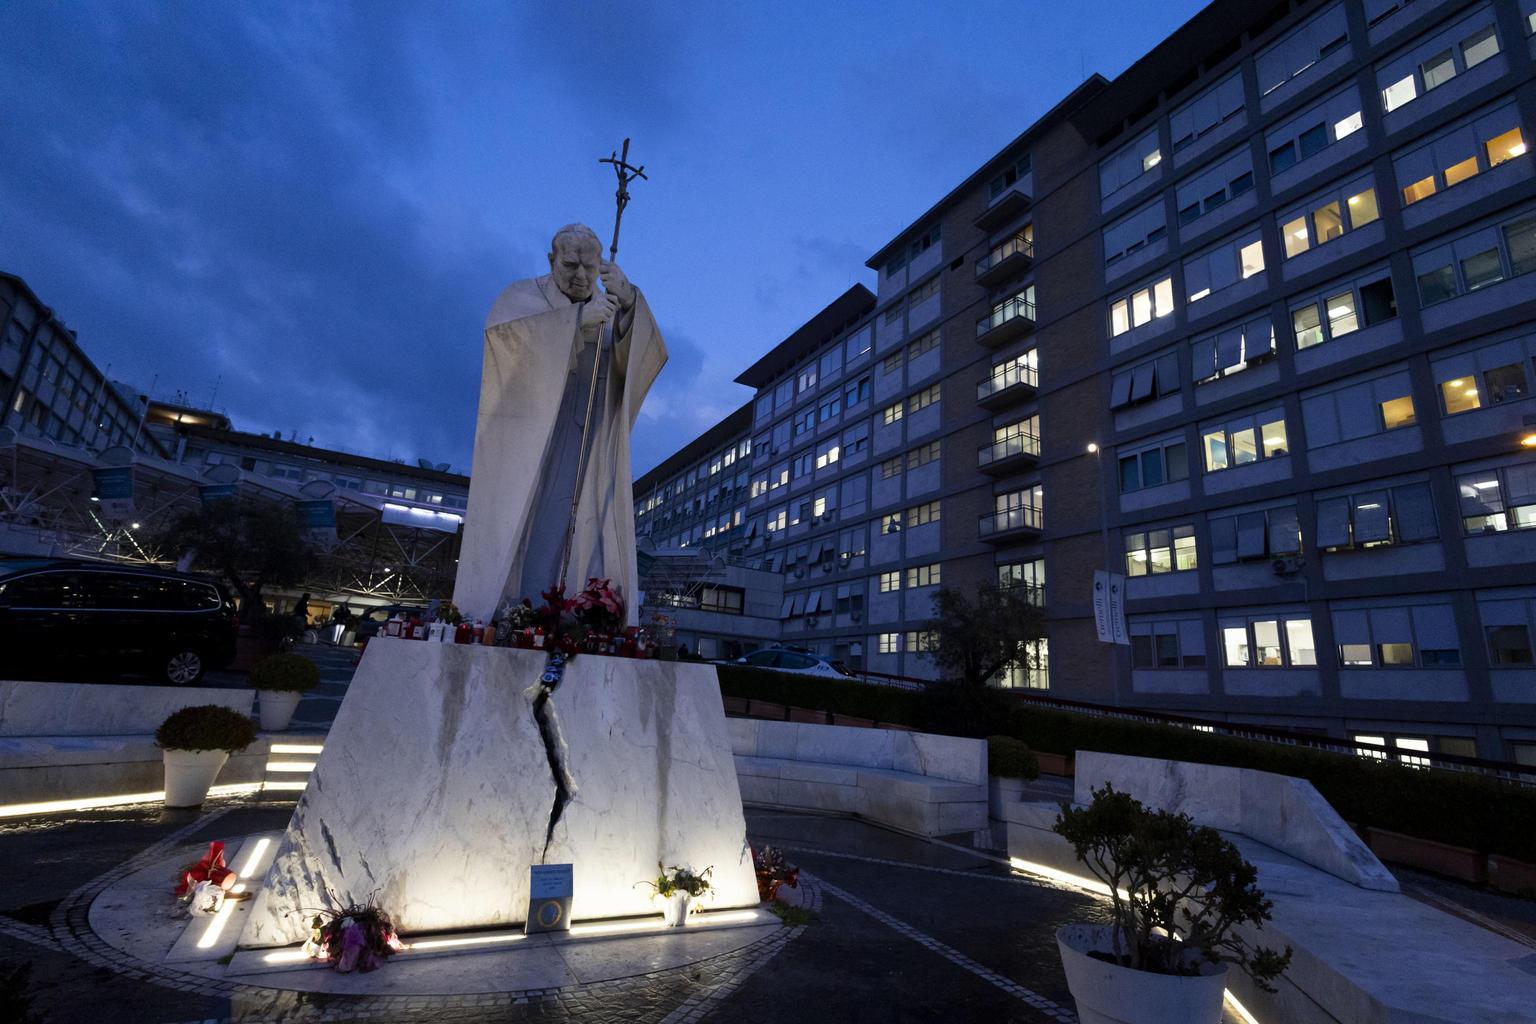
<box><xmin>0</xmin><ymin>0</ymin><xmax>1207</xmax><ymax>484</ymax></box>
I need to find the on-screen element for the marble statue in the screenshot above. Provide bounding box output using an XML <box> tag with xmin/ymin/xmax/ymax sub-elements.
<box><xmin>452</xmin><ymin>224</ymin><xmax>666</xmax><ymax>625</ymax></box>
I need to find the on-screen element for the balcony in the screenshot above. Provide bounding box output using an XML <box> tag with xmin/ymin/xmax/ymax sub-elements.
<box><xmin>975</xmin><ymin>294</ymin><xmax>1036</xmax><ymax>348</ymax></box>
<box><xmin>976</xmin><ymin>361</ymin><xmax>1038</xmax><ymax>409</ymax></box>
<box><xmin>977</xmin><ymin>431</ymin><xmax>1041</xmax><ymax>475</ymax></box>
<box><xmin>974</xmin><ymin>185</ymin><xmax>1032</xmax><ymax>231</ymax></box>
<box><xmin>974</xmin><ymin>233</ymin><xmax>1034</xmax><ymax>289</ymax></box>
<box><xmin>979</xmin><ymin>504</ymin><xmax>1043</xmax><ymax>543</ymax></box>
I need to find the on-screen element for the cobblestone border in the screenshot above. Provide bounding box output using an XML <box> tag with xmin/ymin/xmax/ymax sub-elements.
<box><xmin>41</xmin><ymin>812</ymin><xmax>804</xmax><ymax>1023</ymax></box>
<box><xmin>657</xmin><ymin>875</ymin><xmax>824</xmax><ymax>1024</ymax></box>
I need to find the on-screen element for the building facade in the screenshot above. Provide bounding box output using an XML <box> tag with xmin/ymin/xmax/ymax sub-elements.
<box><xmin>634</xmin><ymin>0</ymin><xmax>1536</xmax><ymax>764</ymax></box>
<box><xmin>0</xmin><ymin>272</ymin><xmax>165</xmax><ymax>456</ymax></box>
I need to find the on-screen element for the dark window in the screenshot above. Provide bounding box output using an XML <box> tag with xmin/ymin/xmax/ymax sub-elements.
<box><xmin>1420</xmin><ymin>648</ymin><xmax>1462</xmax><ymax>667</ymax></box>
<box><xmin>1417</xmin><ymin>266</ymin><xmax>1458</xmax><ymax>305</ymax></box>
<box><xmin>1269</xmin><ymin>142</ymin><xmax>1297</xmax><ymax>175</ymax></box>
<box><xmin>1119</xmin><ymin>456</ymin><xmax>1140</xmax><ymax>492</ymax></box>
<box><xmin>1230</xmin><ymin>171</ymin><xmax>1254</xmax><ymax>197</ymax></box>
<box><xmin>0</xmin><ymin>571</ymin><xmax>88</xmax><ymax>608</ymax></box>
<box><xmin>1359</xmin><ymin>278</ymin><xmax>1397</xmax><ymax>325</ymax></box>
<box><xmin>1488</xmin><ymin>625</ymin><xmax>1534</xmax><ymax>665</ymax></box>
<box><xmin>1504</xmin><ymin>216</ymin><xmax>1536</xmax><ymax>276</ymax></box>
<box><xmin>1131</xmin><ymin>635</ymin><xmax>1154</xmax><ymax>668</ymax></box>
<box><xmin>1485</xmin><ymin>364</ymin><xmax>1528</xmax><ymax>403</ymax></box>
<box><xmin>1296</xmin><ymin>122</ymin><xmax>1329</xmax><ymax>160</ymax></box>
<box><xmin>1155</xmin><ymin>633</ymin><xmax>1179</xmax><ymax>667</ymax></box>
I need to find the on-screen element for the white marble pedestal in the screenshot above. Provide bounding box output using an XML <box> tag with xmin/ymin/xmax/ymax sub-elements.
<box><xmin>238</xmin><ymin>639</ymin><xmax>757</xmax><ymax>947</ymax></box>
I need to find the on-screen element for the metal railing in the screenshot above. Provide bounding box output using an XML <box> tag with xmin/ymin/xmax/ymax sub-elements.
<box><xmin>975</xmin><ymin>233</ymin><xmax>1034</xmax><ymax>278</ymax></box>
<box><xmin>977</xmin><ymin>431</ymin><xmax>1041</xmax><ymax>467</ymax></box>
<box><xmin>978</xmin><ymin>504</ymin><xmax>1044</xmax><ymax>537</ymax></box>
<box><xmin>976</xmin><ymin>294</ymin><xmax>1035</xmax><ymax>337</ymax></box>
<box><xmin>761</xmin><ymin>666</ymin><xmax>1535</xmax><ymax>785</ymax></box>
<box><xmin>977</xmin><ymin>360</ymin><xmax>1039</xmax><ymax>400</ymax></box>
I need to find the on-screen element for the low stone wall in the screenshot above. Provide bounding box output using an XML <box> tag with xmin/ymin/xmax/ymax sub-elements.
<box><xmin>0</xmin><ymin>734</ymin><xmax>297</xmax><ymax>806</ymax></box>
<box><xmin>0</xmin><ymin>679</ymin><xmax>254</xmax><ymax>737</ymax></box>
<box><xmin>728</xmin><ymin>718</ymin><xmax>987</xmax><ymax>836</ymax></box>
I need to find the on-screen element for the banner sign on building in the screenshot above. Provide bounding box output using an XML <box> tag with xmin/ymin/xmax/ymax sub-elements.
<box><xmin>297</xmin><ymin>498</ymin><xmax>338</xmax><ymax>547</ymax></box>
<box><xmin>92</xmin><ymin>466</ymin><xmax>134</xmax><ymax>520</ymax></box>
<box><xmin>1107</xmin><ymin>571</ymin><xmax>1129</xmax><ymax>646</ymax></box>
<box><xmin>1092</xmin><ymin>570</ymin><xmax>1130</xmax><ymax>646</ymax></box>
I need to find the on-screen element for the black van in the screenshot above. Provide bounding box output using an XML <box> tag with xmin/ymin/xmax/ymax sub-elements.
<box><xmin>0</xmin><ymin>559</ymin><xmax>238</xmax><ymax>685</ymax></box>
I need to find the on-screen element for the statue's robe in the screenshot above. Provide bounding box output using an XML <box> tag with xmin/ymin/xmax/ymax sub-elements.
<box><xmin>452</xmin><ymin>273</ymin><xmax>666</xmax><ymax>624</ymax></box>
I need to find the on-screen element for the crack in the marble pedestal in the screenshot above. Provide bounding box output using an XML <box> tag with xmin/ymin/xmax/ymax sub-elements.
<box><xmin>530</xmin><ymin>668</ymin><xmax>578</xmax><ymax>862</ymax></box>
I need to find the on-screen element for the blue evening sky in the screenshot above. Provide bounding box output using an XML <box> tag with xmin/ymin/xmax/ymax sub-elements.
<box><xmin>0</xmin><ymin>1</ymin><xmax>1207</xmax><ymax>477</ymax></box>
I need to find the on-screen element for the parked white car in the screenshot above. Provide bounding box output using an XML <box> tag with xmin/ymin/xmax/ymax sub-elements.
<box><xmin>727</xmin><ymin>647</ymin><xmax>855</xmax><ymax>678</ymax></box>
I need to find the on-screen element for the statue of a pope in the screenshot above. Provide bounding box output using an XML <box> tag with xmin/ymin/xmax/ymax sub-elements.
<box><xmin>452</xmin><ymin>223</ymin><xmax>666</xmax><ymax>625</ymax></box>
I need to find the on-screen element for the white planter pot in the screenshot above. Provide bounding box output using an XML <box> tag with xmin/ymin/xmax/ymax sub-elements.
<box><xmin>1056</xmin><ymin>924</ymin><xmax>1228</xmax><ymax>1024</ymax></box>
<box><xmin>163</xmin><ymin>749</ymin><xmax>231</xmax><ymax>808</ymax></box>
<box><xmin>258</xmin><ymin>690</ymin><xmax>304</xmax><ymax>731</ymax></box>
<box><xmin>660</xmin><ymin>891</ymin><xmax>691</xmax><ymax>927</ymax></box>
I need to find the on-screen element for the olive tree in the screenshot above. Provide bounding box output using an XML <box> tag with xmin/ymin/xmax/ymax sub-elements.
<box><xmin>923</xmin><ymin>584</ymin><xmax>1046</xmax><ymax>687</ymax></box>
<box><xmin>158</xmin><ymin>497</ymin><xmax>316</xmax><ymax>621</ymax></box>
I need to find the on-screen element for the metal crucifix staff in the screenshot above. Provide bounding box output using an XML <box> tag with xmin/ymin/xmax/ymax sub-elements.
<box><xmin>556</xmin><ymin>138</ymin><xmax>649</xmax><ymax>593</ymax></box>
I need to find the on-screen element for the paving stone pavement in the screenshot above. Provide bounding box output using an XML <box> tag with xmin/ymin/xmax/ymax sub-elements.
<box><xmin>3</xmin><ymin>794</ymin><xmax>1173</xmax><ymax>1024</ymax></box>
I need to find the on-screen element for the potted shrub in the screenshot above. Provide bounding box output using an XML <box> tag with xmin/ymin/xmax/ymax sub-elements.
<box><xmin>1051</xmin><ymin>784</ymin><xmax>1291</xmax><ymax>1024</ymax></box>
<box><xmin>639</xmin><ymin>863</ymin><xmax>714</xmax><ymax>926</ymax></box>
<box><xmin>249</xmin><ymin>652</ymin><xmax>320</xmax><ymax>731</ymax></box>
<box><xmin>156</xmin><ymin>705</ymin><xmax>258</xmax><ymax>808</ymax></box>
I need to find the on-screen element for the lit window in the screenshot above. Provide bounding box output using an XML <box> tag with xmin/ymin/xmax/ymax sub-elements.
<box><xmin>1334</xmin><ymin>111</ymin><xmax>1363</xmax><ymax>139</ymax></box>
<box><xmin>878</xmin><ymin>633</ymin><xmax>899</xmax><ymax>655</ymax></box>
<box><xmin>1325</xmin><ymin>291</ymin><xmax>1359</xmax><ymax>336</ymax></box>
<box><xmin>1312</xmin><ymin>200</ymin><xmax>1343</xmax><ymax>244</ymax></box>
<box><xmin>1292</xmin><ymin>305</ymin><xmax>1324</xmax><ymax>349</ymax></box>
<box><xmin>1440</xmin><ymin>376</ymin><xmax>1481</xmax><ymax>414</ymax></box>
<box><xmin>1240</xmin><ymin>240</ymin><xmax>1265</xmax><ymax>278</ymax></box>
<box><xmin>1380</xmin><ymin>395</ymin><xmax>1416</xmax><ymax>430</ymax></box>
<box><xmin>1443</xmin><ymin>156</ymin><xmax>1479</xmax><ymax>188</ymax></box>
<box><xmin>1111</xmin><ymin>299</ymin><xmax>1130</xmax><ymax>337</ymax></box>
<box><xmin>1347</xmin><ymin>188</ymin><xmax>1379</xmax><ymax>227</ymax></box>
<box><xmin>1402</xmin><ymin>176</ymin><xmax>1437</xmax><ymax>205</ymax></box>
<box><xmin>1283</xmin><ymin>216</ymin><xmax>1310</xmax><ymax>258</ymax></box>
<box><xmin>878</xmin><ymin>571</ymin><xmax>900</xmax><ymax>593</ymax></box>
<box><xmin>1153</xmin><ymin>278</ymin><xmax>1174</xmax><ymax>317</ymax></box>
<box><xmin>1261</xmin><ymin>419</ymin><xmax>1288</xmax><ymax>456</ymax></box>
<box><xmin>1382</xmin><ymin>75</ymin><xmax>1416</xmax><ymax>112</ymax></box>
<box><xmin>1286</xmin><ymin>620</ymin><xmax>1317</xmax><ymax>665</ymax></box>
<box><xmin>1486</xmin><ymin>128</ymin><xmax>1526</xmax><ymax>167</ymax></box>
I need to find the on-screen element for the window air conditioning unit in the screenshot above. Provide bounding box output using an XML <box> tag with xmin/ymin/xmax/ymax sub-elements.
<box><xmin>1271</xmin><ymin>556</ymin><xmax>1304</xmax><ymax>575</ymax></box>
<box><xmin>804</xmin><ymin>616</ymin><xmax>818</xmax><ymax>628</ymax></box>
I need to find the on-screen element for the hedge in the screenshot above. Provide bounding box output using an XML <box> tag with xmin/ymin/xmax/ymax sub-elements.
<box><xmin>713</xmin><ymin>667</ymin><xmax>1536</xmax><ymax>863</ymax></box>
<box><xmin>987</xmin><ymin>736</ymin><xmax>1039</xmax><ymax>780</ymax></box>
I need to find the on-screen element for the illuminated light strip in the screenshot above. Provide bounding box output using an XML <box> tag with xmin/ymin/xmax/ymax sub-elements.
<box><xmin>1009</xmin><ymin>859</ymin><xmax>1265</xmax><ymax>1023</ymax></box>
<box><xmin>269</xmin><ymin>744</ymin><xmax>324</xmax><ymax>754</ymax></box>
<box><xmin>1225</xmin><ymin>990</ymin><xmax>1262</xmax><ymax>1024</ymax></box>
<box><xmin>1008</xmin><ymin>857</ymin><xmax>1121</xmax><ymax>898</ymax></box>
<box><xmin>263</xmin><ymin>948</ymin><xmax>313</xmax><ymax>965</ymax></box>
<box><xmin>264</xmin><ymin>761</ymin><xmax>317</xmax><ymax>772</ymax></box>
<box><xmin>408</xmin><ymin>932</ymin><xmax>526</xmax><ymax>951</ymax></box>
<box><xmin>261</xmin><ymin>780</ymin><xmax>309</xmax><ymax>792</ymax></box>
<box><xmin>568</xmin><ymin>918</ymin><xmax>662</xmax><ymax>937</ymax></box>
<box><xmin>0</xmin><ymin>782</ymin><xmax>263</xmax><ymax>818</ymax></box>
<box><xmin>238</xmin><ymin>837</ymin><xmax>272</xmax><ymax>877</ymax></box>
<box><xmin>691</xmin><ymin>910</ymin><xmax>766</xmax><ymax>926</ymax></box>
<box><xmin>196</xmin><ymin>883</ymin><xmax>247</xmax><ymax>949</ymax></box>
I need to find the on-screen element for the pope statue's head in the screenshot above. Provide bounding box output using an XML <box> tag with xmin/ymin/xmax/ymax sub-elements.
<box><xmin>547</xmin><ymin>223</ymin><xmax>603</xmax><ymax>302</ymax></box>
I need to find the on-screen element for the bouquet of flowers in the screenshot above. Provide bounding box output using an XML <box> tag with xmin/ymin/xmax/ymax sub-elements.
<box><xmin>570</xmin><ymin>578</ymin><xmax>624</xmax><ymax>634</ymax></box>
<box><xmin>752</xmin><ymin>845</ymin><xmax>800</xmax><ymax>902</ymax></box>
<box><xmin>175</xmin><ymin>840</ymin><xmax>236</xmax><ymax>898</ymax></box>
<box><xmin>434</xmin><ymin>600</ymin><xmax>463</xmax><ymax>625</ymax></box>
<box><xmin>303</xmin><ymin>896</ymin><xmax>403</xmax><ymax>973</ymax></box>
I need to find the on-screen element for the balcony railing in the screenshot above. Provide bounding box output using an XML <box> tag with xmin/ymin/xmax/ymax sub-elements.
<box><xmin>975</xmin><ymin>294</ymin><xmax>1036</xmax><ymax>346</ymax></box>
<box><xmin>977</xmin><ymin>431</ymin><xmax>1041</xmax><ymax>471</ymax></box>
<box><xmin>976</xmin><ymin>361</ymin><xmax>1039</xmax><ymax>403</ymax></box>
<box><xmin>978</xmin><ymin>503</ymin><xmax>1043</xmax><ymax>539</ymax></box>
<box><xmin>974</xmin><ymin>233</ymin><xmax>1034</xmax><ymax>287</ymax></box>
